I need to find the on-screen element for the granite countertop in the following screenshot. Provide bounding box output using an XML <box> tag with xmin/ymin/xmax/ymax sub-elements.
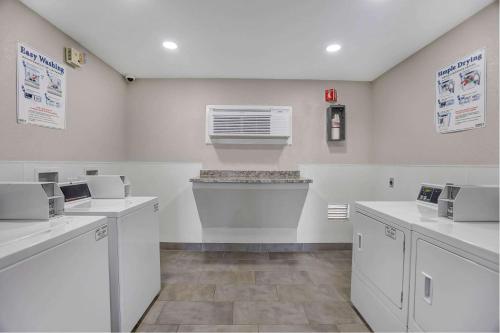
<box><xmin>190</xmin><ymin>170</ymin><xmax>313</xmax><ymax>184</ymax></box>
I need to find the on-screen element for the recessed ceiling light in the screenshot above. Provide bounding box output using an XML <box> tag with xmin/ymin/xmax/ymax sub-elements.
<box><xmin>162</xmin><ymin>41</ymin><xmax>178</xmax><ymax>50</ymax></box>
<box><xmin>326</xmin><ymin>44</ymin><xmax>342</xmax><ymax>53</ymax></box>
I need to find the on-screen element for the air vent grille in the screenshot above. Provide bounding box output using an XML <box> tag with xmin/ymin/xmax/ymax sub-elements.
<box><xmin>206</xmin><ymin>106</ymin><xmax>292</xmax><ymax>143</ymax></box>
<box><xmin>328</xmin><ymin>204</ymin><xmax>350</xmax><ymax>220</ymax></box>
<box><xmin>212</xmin><ymin>113</ymin><xmax>272</xmax><ymax>136</ymax></box>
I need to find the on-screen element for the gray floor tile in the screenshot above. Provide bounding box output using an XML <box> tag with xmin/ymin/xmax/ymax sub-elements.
<box><xmin>162</xmin><ymin>271</ymin><xmax>200</xmax><ymax>284</ymax></box>
<box><xmin>255</xmin><ymin>271</ymin><xmax>294</xmax><ymax>284</ymax></box>
<box><xmin>287</xmin><ymin>260</ymin><xmax>337</xmax><ymax>274</ymax></box>
<box><xmin>162</xmin><ymin>261</ymin><xmax>198</xmax><ymax>273</ymax></box>
<box><xmin>303</xmin><ymin>302</ymin><xmax>362</xmax><ymax>325</ymax></box>
<box><xmin>325</xmin><ymin>260</ymin><xmax>352</xmax><ymax>272</ymax></box>
<box><xmin>236</xmin><ymin>259</ymin><xmax>292</xmax><ymax>272</ymax></box>
<box><xmin>277</xmin><ymin>285</ymin><xmax>344</xmax><ymax>303</ymax></box>
<box><xmin>158</xmin><ymin>301</ymin><xmax>233</xmax><ymax>325</ymax></box>
<box><xmin>142</xmin><ymin>301</ymin><xmax>167</xmax><ymax>324</ymax></box>
<box><xmin>215</xmin><ymin>284</ymin><xmax>278</xmax><ymax>301</ymax></box>
<box><xmin>256</xmin><ymin>271</ymin><xmax>313</xmax><ymax>285</ymax></box>
<box><xmin>313</xmin><ymin>251</ymin><xmax>352</xmax><ymax>261</ymax></box>
<box><xmin>337</xmin><ymin>322</ymin><xmax>371</xmax><ymax>332</ymax></box>
<box><xmin>301</xmin><ymin>257</ymin><xmax>351</xmax><ymax>273</ymax></box>
<box><xmin>224</xmin><ymin>252</ymin><xmax>270</xmax><ymax>260</ymax></box>
<box><xmin>138</xmin><ymin>250</ymin><xmax>358</xmax><ymax>331</ymax></box>
<box><xmin>200</xmin><ymin>271</ymin><xmax>255</xmax><ymax>284</ymax></box>
<box><xmin>336</xmin><ymin>287</ymin><xmax>351</xmax><ymax>301</ymax></box>
<box><xmin>306</xmin><ymin>270</ymin><xmax>350</xmax><ymax>288</ymax></box>
<box><xmin>159</xmin><ymin>284</ymin><xmax>215</xmax><ymax>301</ymax></box>
<box><xmin>135</xmin><ymin>323</ymin><xmax>179</xmax><ymax>332</ymax></box>
<box><xmin>292</xmin><ymin>271</ymin><xmax>315</xmax><ymax>284</ymax></box>
<box><xmin>160</xmin><ymin>249</ymin><xmax>184</xmax><ymax>254</ymax></box>
<box><xmin>160</xmin><ymin>250</ymin><xmax>185</xmax><ymax>259</ymax></box>
<box><xmin>269</xmin><ymin>252</ymin><xmax>316</xmax><ymax>261</ymax></box>
<box><xmin>178</xmin><ymin>325</ymin><xmax>258</xmax><ymax>332</ymax></box>
<box><xmin>181</xmin><ymin>251</ymin><xmax>225</xmax><ymax>261</ymax></box>
<box><xmin>258</xmin><ymin>324</ymin><xmax>339</xmax><ymax>332</ymax></box>
<box><xmin>195</xmin><ymin>260</ymin><xmax>240</xmax><ymax>272</ymax></box>
<box><xmin>234</xmin><ymin>302</ymin><xmax>308</xmax><ymax>325</ymax></box>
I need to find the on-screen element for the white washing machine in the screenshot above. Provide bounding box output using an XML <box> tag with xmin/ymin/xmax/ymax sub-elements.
<box><xmin>0</xmin><ymin>182</ymin><xmax>111</xmax><ymax>331</ymax></box>
<box><xmin>60</xmin><ymin>181</ymin><xmax>161</xmax><ymax>332</ymax></box>
<box><xmin>351</xmin><ymin>184</ymin><xmax>499</xmax><ymax>332</ymax></box>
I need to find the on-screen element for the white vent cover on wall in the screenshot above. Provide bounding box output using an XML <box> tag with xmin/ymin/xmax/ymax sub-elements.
<box><xmin>206</xmin><ymin>105</ymin><xmax>292</xmax><ymax>145</ymax></box>
<box><xmin>35</xmin><ymin>168</ymin><xmax>59</xmax><ymax>183</ymax></box>
<box><xmin>328</xmin><ymin>204</ymin><xmax>350</xmax><ymax>220</ymax></box>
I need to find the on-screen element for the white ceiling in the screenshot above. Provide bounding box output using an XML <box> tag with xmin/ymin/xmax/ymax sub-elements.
<box><xmin>21</xmin><ymin>0</ymin><xmax>493</xmax><ymax>80</ymax></box>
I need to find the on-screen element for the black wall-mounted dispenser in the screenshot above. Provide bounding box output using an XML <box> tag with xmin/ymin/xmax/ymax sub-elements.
<box><xmin>327</xmin><ymin>104</ymin><xmax>345</xmax><ymax>141</ymax></box>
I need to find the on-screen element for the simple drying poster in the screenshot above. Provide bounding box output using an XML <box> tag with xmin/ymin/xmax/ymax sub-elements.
<box><xmin>435</xmin><ymin>48</ymin><xmax>485</xmax><ymax>134</ymax></box>
<box><xmin>17</xmin><ymin>42</ymin><xmax>66</xmax><ymax>129</ymax></box>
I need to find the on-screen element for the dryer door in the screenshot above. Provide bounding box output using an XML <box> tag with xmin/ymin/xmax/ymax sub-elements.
<box><xmin>413</xmin><ymin>239</ymin><xmax>499</xmax><ymax>332</ymax></box>
<box><xmin>353</xmin><ymin>212</ymin><xmax>406</xmax><ymax>308</ymax></box>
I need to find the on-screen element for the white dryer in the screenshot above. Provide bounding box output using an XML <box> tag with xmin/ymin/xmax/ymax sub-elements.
<box><xmin>409</xmin><ymin>217</ymin><xmax>498</xmax><ymax>332</ymax></box>
<box><xmin>60</xmin><ymin>180</ymin><xmax>161</xmax><ymax>332</ymax></box>
<box><xmin>351</xmin><ymin>200</ymin><xmax>416</xmax><ymax>332</ymax></box>
<box><xmin>351</xmin><ymin>184</ymin><xmax>499</xmax><ymax>332</ymax></box>
<box><xmin>351</xmin><ymin>184</ymin><xmax>444</xmax><ymax>331</ymax></box>
<box><xmin>0</xmin><ymin>182</ymin><xmax>111</xmax><ymax>331</ymax></box>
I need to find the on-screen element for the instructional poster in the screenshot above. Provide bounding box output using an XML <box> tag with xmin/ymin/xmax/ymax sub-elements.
<box><xmin>17</xmin><ymin>42</ymin><xmax>66</xmax><ymax>129</ymax></box>
<box><xmin>435</xmin><ymin>48</ymin><xmax>486</xmax><ymax>133</ymax></box>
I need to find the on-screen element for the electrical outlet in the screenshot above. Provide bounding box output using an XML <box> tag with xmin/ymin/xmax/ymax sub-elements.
<box><xmin>389</xmin><ymin>177</ymin><xmax>395</xmax><ymax>188</ymax></box>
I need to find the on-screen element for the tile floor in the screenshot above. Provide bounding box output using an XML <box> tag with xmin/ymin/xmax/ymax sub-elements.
<box><xmin>135</xmin><ymin>250</ymin><xmax>370</xmax><ymax>333</ymax></box>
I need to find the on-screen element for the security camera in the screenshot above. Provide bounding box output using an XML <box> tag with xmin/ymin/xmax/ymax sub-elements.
<box><xmin>124</xmin><ymin>75</ymin><xmax>136</xmax><ymax>82</ymax></box>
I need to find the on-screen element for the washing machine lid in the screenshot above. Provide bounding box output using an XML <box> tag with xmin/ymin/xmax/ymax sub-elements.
<box><xmin>64</xmin><ymin>196</ymin><xmax>158</xmax><ymax>218</ymax></box>
<box><xmin>0</xmin><ymin>215</ymin><xmax>107</xmax><ymax>270</ymax></box>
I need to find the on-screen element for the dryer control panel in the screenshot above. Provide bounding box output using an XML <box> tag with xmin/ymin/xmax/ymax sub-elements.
<box><xmin>417</xmin><ymin>184</ymin><xmax>443</xmax><ymax>205</ymax></box>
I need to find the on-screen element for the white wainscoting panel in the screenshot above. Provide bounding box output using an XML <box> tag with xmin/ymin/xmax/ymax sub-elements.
<box><xmin>119</xmin><ymin>162</ymin><xmax>204</xmax><ymax>243</ymax></box>
<box><xmin>0</xmin><ymin>161</ymin><xmax>497</xmax><ymax>243</ymax></box>
<box><xmin>297</xmin><ymin>164</ymin><xmax>376</xmax><ymax>243</ymax></box>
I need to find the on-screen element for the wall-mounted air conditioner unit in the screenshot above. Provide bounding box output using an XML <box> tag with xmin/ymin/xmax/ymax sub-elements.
<box><xmin>206</xmin><ymin>105</ymin><xmax>292</xmax><ymax>145</ymax></box>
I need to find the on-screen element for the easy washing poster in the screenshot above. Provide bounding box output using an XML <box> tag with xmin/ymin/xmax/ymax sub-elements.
<box><xmin>17</xmin><ymin>42</ymin><xmax>66</xmax><ymax>129</ymax></box>
<box><xmin>435</xmin><ymin>48</ymin><xmax>486</xmax><ymax>134</ymax></box>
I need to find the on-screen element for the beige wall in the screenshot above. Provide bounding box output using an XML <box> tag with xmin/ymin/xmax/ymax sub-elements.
<box><xmin>371</xmin><ymin>2</ymin><xmax>499</xmax><ymax>165</ymax></box>
<box><xmin>125</xmin><ymin>3</ymin><xmax>499</xmax><ymax>168</ymax></box>
<box><xmin>1</xmin><ymin>0</ymin><xmax>497</xmax><ymax>168</ymax></box>
<box><xmin>125</xmin><ymin>79</ymin><xmax>373</xmax><ymax>169</ymax></box>
<box><xmin>0</xmin><ymin>0</ymin><xmax>127</xmax><ymax>161</ymax></box>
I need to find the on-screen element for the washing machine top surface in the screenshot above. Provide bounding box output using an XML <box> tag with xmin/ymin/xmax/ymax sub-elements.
<box><xmin>0</xmin><ymin>215</ymin><xmax>107</xmax><ymax>270</ymax></box>
<box><xmin>356</xmin><ymin>201</ymin><xmax>498</xmax><ymax>263</ymax></box>
<box><xmin>64</xmin><ymin>196</ymin><xmax>158</xmax><ymax>218</ymax></box>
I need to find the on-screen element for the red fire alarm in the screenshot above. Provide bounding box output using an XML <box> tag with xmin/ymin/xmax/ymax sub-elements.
<box><xmin>325</xmin><ymin>89</ymin><xmax>337</xmax><ymax>103</ymax></box>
